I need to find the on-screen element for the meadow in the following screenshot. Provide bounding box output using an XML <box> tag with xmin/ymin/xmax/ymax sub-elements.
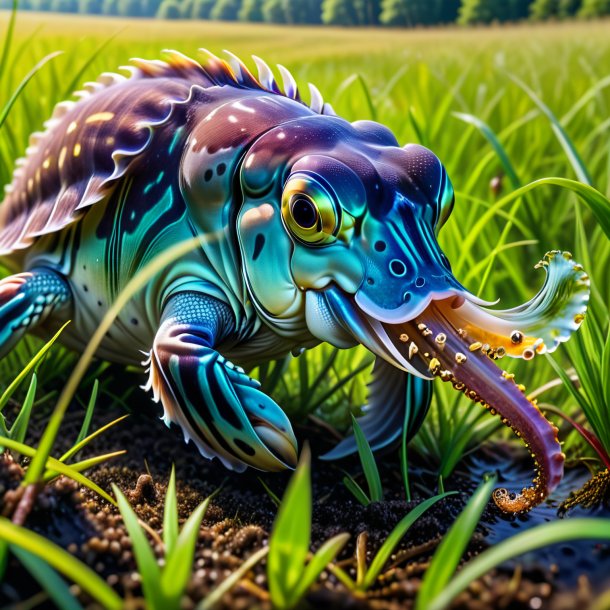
<box><xmin>0</xmin><ymin>10</ymin><xmax>609</xmax><ymax>610</ymax></box>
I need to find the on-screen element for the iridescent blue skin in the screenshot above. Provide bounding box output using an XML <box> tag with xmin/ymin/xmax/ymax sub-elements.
<box><xmin>0</xmin><ymin>51</ymin><xmax>590</xmax><ymax>511</ymax></box>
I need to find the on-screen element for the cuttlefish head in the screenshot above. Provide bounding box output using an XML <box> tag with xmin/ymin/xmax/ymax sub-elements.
<box><xmin>237</xmin><ymin>116</ymin><xmax>589</xmax><ymax>510</ymax></box>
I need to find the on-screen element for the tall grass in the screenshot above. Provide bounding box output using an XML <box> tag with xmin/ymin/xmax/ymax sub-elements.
<box><xmin>0</xmin><ymin>12</ymin><xmax>608</xmax><ymax>475</ymax></box>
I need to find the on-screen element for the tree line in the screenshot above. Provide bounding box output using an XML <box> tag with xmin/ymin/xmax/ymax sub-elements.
<box><xmin>0</xmin><ymin>0</ymin><xmax>608</xmax><ymax>24</ymax></box>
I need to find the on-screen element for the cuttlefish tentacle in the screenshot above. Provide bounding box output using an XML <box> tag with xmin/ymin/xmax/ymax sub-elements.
<box><xmin>442</xmin><ymin>251</ymin><xmax>590</xmax><ymax>360</ymax></box>
<box><xmin>375</xmin><ymin>250</ymin><xmax>589</xmax><ymax>512</ymax></box>
<box><xmin>402</xmin><ymin>307</ymin><xmax>564</xmax><ymax>512</ymax></box>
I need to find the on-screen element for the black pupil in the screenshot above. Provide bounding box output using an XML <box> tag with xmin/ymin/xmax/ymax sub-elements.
<box><xmin>292</xmin><ymin>197</ymin><xmax>317</xmax><ymax>229</ymax></box>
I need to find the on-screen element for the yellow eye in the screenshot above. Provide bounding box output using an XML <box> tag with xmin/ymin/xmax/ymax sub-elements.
<box><xmin>281</xmin><ymin>174</ymin><xmax>339</xmax><ymax>245</ymax></box>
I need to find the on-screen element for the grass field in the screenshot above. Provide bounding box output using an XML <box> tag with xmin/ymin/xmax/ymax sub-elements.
<box><xmin>1</xmin><ymin>11</ymin><xmax>610</xmax><ymax>453</ymax></box>
<box><xmin>0</xmin><ymin>9</ymin><xmax>609</xmax><ymax>457</ymax></box>
<box><xmin>0</xmin><ymin>12</ymin><xmax>609</xmax><ymax>608</ymax></box>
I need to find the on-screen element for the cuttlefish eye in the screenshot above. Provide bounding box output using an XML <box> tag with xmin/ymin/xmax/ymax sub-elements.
<box><xmin>281</xmin><ymin>173</ymin><xmax>340</xmax><ymax>246</ymax></box>
<box><xmin>291</xmin><ymin>196</ymin><xmax>318</xmax><ymax>229</ymax></box>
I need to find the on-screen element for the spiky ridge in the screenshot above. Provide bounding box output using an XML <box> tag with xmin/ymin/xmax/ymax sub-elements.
<box><xmin>5</xmin><ymin>48</ymin><xmax>334</xmax><ymax>199</ymax></box>
<box><xmin>0</xmin><ymin>50</ymin><xmax>335</xmax><ymax>255</ymax></box>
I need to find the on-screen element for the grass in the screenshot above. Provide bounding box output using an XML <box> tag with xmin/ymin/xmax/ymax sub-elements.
<box><xmin>267</xmin><ymin>444</ymin><xmax>350</xmax><ymax>609</ymax></box>
<box><xmin>0</xmin><ymin>9</ymin><xmax>609</xmax><ymax>609</ymax></box>
<box><xmin>111</xmin><ymin>467</ymin><xmax>213</xmax><ymax>610</ymax></box>
<box><xmin>329</xmin><ymin>491</ymin><xmax>454</xmax><ymax>593</ymax></box>
<box><xmin>342</xmin><ymin>414</ymin><xmax>384</xmax><ymax>505</ymax></box>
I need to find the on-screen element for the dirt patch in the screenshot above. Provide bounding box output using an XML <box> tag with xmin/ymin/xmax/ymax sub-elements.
<box><xmin>1</xmin><ymin>384</ymin><xmax>609</xmax><ymax>609</ymax></box>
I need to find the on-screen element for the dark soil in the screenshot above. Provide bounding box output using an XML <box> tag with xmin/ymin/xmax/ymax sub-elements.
<box><xmin>1</xmin><ymin>372</ymin><xmax>609</xmax><ymax>610</ymax></box>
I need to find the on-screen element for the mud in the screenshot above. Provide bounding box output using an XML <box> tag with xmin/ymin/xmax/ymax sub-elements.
<box><xmin>1</xmin><ymin>378</ymin><xmax>609</xmax><ymax>610</ymax></box>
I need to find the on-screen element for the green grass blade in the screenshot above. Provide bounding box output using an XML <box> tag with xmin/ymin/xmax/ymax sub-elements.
<box><xmin>43</xmin><ymin>450</ymin><xmax>127</xmax><ymax>482</ymax></box>
<box><xmin>161</xmin><ymin>495</ymin><xmax>210</xmax><ymax>601</ymax></box>
<box><xmin>0</xmin><ymin>518</ymin><xmax>122</xmax><ymax>610</ymax></box>
<box><xmin>401</xmin><ymin>392</ymin><xmax>412</xmax><ymax>502</ymax></box>
<box><xmin>452</xmin><ymin>112</ymin><xmax>521</xmax><ymax>189</ymax></box>
<box><xmin>342</xmin><ymin>474</ymin><xmax>371</xmax><ymax>506</ymax></box>
<box><xmin>508</xmin><ymin>73</ymin><xmax>592</xmax><ymax>186</ymax></box>
<box><xmin>258</xmin><ymin>476</ymin><xmax>281</xmax><ymax>507</ymax></box>
<box><xmin>12</xmin><ymin>546</ymin><xmax>84</xmax><ymax>610</ymax></box>
<box><xmin>0</xmin><ymin>0</ymin><xmax>18</xmax><ymax>83</ymax></box>
<box><xmin>61</xmin><ymin>29</ymin><xmax>124</xmax><ymax>100</ymax></box>
<box><xmin>0</xmin><ymin>322</ymin><xmax>69</xmax><ymax>412</ymax></box>
<box><xmin>351</xmin><ymin>414</ymin><xmax>383</xmax><ymax>502</ymax></box>
<box><xmin>0</xmin><ymin>436</ymin><xmax>117</xmax><ymax>504</ymax></box>
<box><xmin>415</xmin><ymin>476</ymin><xmax>496</xmax><ymax>610</ymax></box>
<box><xmin>59</xmin><ymin>414</ymin><xmax>128</xmax><ymax>463</ymax></box>
<box><xmin>425</xmin><ymin>519</ymin><xmax>610</xmax><ymax>610</ymax></box>
<box><xmin>362</xmin><ymin>491</ymin><xmax>455</xmax><ymax>591</ymax></box>
<box><xmin>268</xmin><ymin>444</ymin><xmax>312</xmax><ymax>608</ymax></box>
<box><xmin>198</xmin><ymin>546</ymin><xmax>269</xmax><ymax>610</ymax></box>
<box><xmin>112</xmin><ymin>484</ymin><xmax>163</xmax><ymax>604</ymax></box>
<box><xmin>76</xmin><ymin>380</ymin><xmax>98</xmax><ymax>444</ymax></box>
<box><xmin>455</xmin><ymin>178</ymin><xmax>610</xmax><ymax>276</ymax></box>
<box><xmin>8</xmin><ymin>373</ymin><xmax>37</xmax><ymax>444</ymax></box>
<box><xmin>0</xmin><ymin>51</ymin><xmax>63</xmax><ymax>132</ymax></box>
<box><xmin>560</xmin><ymin>74</ymin><xmax>610</xmax><ymax>127</ymax></box>
<box><xmin>163</xmin><ymin>465</ymin><xmax>179</xmax><ymax>555</ymax></box>
<box><xmin>295</xmin><ymin>533</ymin><xmax>350</xmax><ymax>600</ymax></box>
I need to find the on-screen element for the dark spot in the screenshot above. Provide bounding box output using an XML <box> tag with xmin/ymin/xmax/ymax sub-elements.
<box><xmin>252</xmin><ymin>233</ymin><xmax>265</xmax><ymax>261</ymax></box>
<box><xmin>83</xmin><ymin>285</ymin><xmax>89</xmax><ymax>292</ymax></box>
<box><xmin>258</xmin><ymin>403</ymin><xmax>266</xmax><ymax>410</ymax></box>
<box><xmin>97</xmin><ymin>300</ymin><xmax>103</xmax><ymax>307</ymax></box>
<box><xmin>234</xmin><ymin>438</ymin><xmax>256</xmax><ymax>456</ymax></box>
<box><xmin>131</xmin><ymin>318</ymin><xmax>139</xmax><ymax>326</ymax></box>
<box><xmin>82</xmin><ymin>264</ymin><xmax>87</xmax><ymax>270</ymax></box>
<box><xmin>217</xmin><ymin>162</ymin><xmax>226</xmax><ymax>176</ymax></box>
<box><xmin>367</xmin><ymin>277</ymin><xmax>374</xmax><ymax>285</ymax></box>
<box><xmin>291</xmin><ymin>197</ymin><xmax>317</xmax><ymax>229</ymax></box>
<box><xmin>403</xmin><ymin>291</ymin><xmax>411</xmax><ymax>303</ymax></box>
<box><xmin>374</xmin><ymin>240</ymin><xmax>386</xmax><ymax>252</ymax></box>
<box><xmin>511</xmin><ymin>330</ymin><xmax>523</xmax><ymax>344</ymax></box>
<box><xmin>204</xmin><ymin>169</ymin><xmax>213</xmax><ymax>182</ymax></box>
<box><xmin>389</xmin><ymin>259</ymin><xmax>407</xmax><ymax>277</ymax></box>
<box><xmin>415</xmin><ymin>277</ymin><xmax>425</xmax><ymax>288</ymax></box>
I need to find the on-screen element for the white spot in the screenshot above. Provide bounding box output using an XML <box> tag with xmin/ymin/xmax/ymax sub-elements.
<box><xmin>232</xmin><ymin>101</ymin><xmax>255</xmax><ymax>113</ymax></box>
<box><xmin>245</xmin><ymin>153</ymin><xmax>255</xmax><ymax>169</ymax></box>
<box><xmin>228</xmin><ymin>114</ymin><xmax>238</xmax><ymax>123</ymax></box>
<box><xmin>277</xmin><ymin>132</ymin><xmax>286</xmax><ymax>140</ymax></box>
<box><xmin>241</xmin><ymin>203</ymin><xmax>275</xmax><ymax>228</ymax></box>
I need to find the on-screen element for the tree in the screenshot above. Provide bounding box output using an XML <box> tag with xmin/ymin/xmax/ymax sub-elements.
<box><xmin>239</xmin><ymin>0</ymin><xmax>263</xmax><ymax>20</ymax></box>
<box><xmin>578</xmin><ymin>0</ymin><xmax>610</xmax><ymax>16</ymax></box>
<box><xmin>507</xmin><ymin>0</ymin><xmax>533</xmax><ymax>19</ymax></box>
<box><xmin>558</xmin><ymin>0</ymin><xmax>580</xmax><ymax>15</ymax></box>
<box><xmin>435</xmin><ymin>0</ymin><xmax>460</xmax><ymax>22</ymax></box>
<box><xmin>210</xmin><ymin>0</ymin><xmax>241</xmax><ymax>19</ymax></box>
<box><xmin>78</xmin><ymin>0</ymin><xmax>103</xmax><ymax>12</ymax></box>
<box><xmin>190</xmin><ymin>0</ymin><xmax>214</xmax><ymax>17</ymax></box>
<box><xmin>262</xmin><ymin>0</ymin><xmax>286</xmax><ymax>22</ymax></box>
<box><xmin>529</xmin><ymin>0</ymin><xmax>558</xmax><ymax>18</ymax></box>
<box><xmin>117</xmin><ymin>0</ymin><xmax>143</xmax><ymax>15</ymax></box>
<box><xmin>284</xmin><ymin>0</ymin><xmax>323</xmax><ymax>23</ymax></box>
<box><xmin>380</xmin><ymin>0</ymin><xmax>408</xmax><ymax>24</ymax></box>
<box><xmin>50</xmin><ymin>0</ymin><xmax>78</xmax><ymax>11</ymax></box>
<box><xmin>156</xmin><ymin>0</ymin><xmax>181</xmax><ymax>17</ymax></box>
<box><xmin>322</xmin><ymin>0</ymin><xmax>362</xmax><ymax>24</ymax></box>
<box><xmin>102</xmin><ymin>0</ymin><xmax>119</xmax><ymax>14</ymax></box>
<box><xmin>457</xmin><ymin>0</ymin><xmax>495</xmax><ymax>23</ymax></box>
<box><xmin>354</xmin><ymin>0</ymin><xmax>382</xmax><ymax>24</ymax></box>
